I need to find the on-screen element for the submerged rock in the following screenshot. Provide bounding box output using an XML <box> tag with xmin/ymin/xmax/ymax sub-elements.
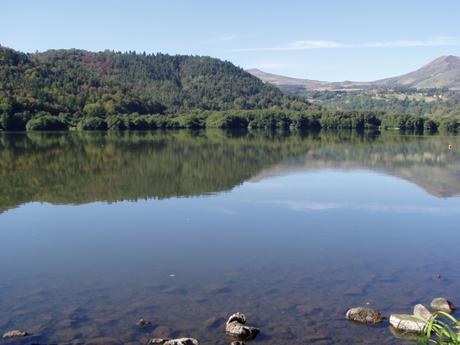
<box><xmin>345</xmin><ymin>307</ymin><xmax>384</xmax><ymax>324</ymax></box>
<box><xmin>413</xmin><ymin>304</ymin><xmax>432</xmax><ymax>321</ymax></box>
<box><xmin>148</xmin><ymin>338</ymin><xmax>198</xmax><ymax>345</ymax></box>
<box><xmin>137</xmin><ymin>318</ymin><xmax>151</xmax><ymax>327</ymax></box>
<box><xmin>204</xmin><ymin>316</ymin><xmax>225</xmax><ymax>329</ymax></box>
<box><xmin>226</xmin><ymin>312</ymin><xmax>260</xmax><ymax>340</ymax></box>
<box><xmin>153</xmin><ymin>325</ymin><xmax>176</xmax><ymax>339</ymax></box>
<box><xmin>2</xmin><ymin>330</ymin><xmax>28</xmax><ymax>339</ymax></box>
<box><xmin>389</xmin><ymin>314</ymin><xmax>426</xmax><ymax>333</ymax></box>
<box><xmin>430</xmin><ymin>298</ymin><xmax>456</xmax><ymax>314</ymax></box>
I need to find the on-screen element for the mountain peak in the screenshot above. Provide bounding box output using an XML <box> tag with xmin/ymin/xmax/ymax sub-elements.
<box><xmin>249</xmin><ymin>55</ymin><xmax>460</xmax><ymax>91</ymax></box>
<box><xmin>429</xmin><ymin>55</ymin><xmax>460</xmax><ymax>65</ymax></box>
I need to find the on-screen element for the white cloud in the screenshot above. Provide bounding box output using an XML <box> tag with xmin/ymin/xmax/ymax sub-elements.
<box><xmin>230</xmin><ymin>37</ymin><xmax>460</xmax><ymax>52</ymax></box>
<box><xmin>251</xmin><ymin>61</ymin><xmax>288</xmax><ymax>70</ymax></box>
<box><xmin>268</xmin><ymin>200</ymin><xmax>460</xmax><ymax>215</ymax></box>
<box><xmin>210</xmin><ymin>35</ymin><xmax>238</xmax><ymax>43</ymax></box>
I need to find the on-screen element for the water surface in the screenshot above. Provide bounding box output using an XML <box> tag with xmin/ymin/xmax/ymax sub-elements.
<box><xmin>1</xmin><ymin>130</ymin><xmax>459</xmax><ymax>345</ymax></box>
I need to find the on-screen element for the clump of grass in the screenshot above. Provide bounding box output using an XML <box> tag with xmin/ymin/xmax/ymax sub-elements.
<box><xmin>418</xmin><ymin>312</ymin><xmax>460</xmax><ymax>345</ymax></box>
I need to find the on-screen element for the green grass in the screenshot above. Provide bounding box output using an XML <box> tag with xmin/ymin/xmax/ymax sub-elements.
<box><xmin>418</xmin><ymin>312</ymin><xmax>460</xmax><ymax>345</ymax></box>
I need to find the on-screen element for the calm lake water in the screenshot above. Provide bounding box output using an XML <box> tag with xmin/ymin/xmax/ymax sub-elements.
<box><xmin>1</xmin><ymin>130</ymin><xmax>459</xmax><ymax>345</ymax></box>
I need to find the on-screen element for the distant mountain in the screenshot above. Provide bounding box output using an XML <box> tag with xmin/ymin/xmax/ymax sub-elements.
<box><xmin>377</xmin><ymin>55</ymin><xmax>460</xmax><ymax>89</ymax></box>
<box><xmin>248</xmin><ymin>55</ymin><xmax>460</xmax><ymax>92</ymax></box>
<box><xmin>246</xmin><ymin>68</ymin><xmax>327</xmax><ymax>93</ymax></box>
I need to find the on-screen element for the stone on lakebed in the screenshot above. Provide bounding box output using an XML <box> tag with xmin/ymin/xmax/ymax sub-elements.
<box><xmin>345</xmin><ymin>307</ymin><xmax>384</xmax><ymax>324</ymax></box>
<box><xmin>226</xmin><ymin>312</ymin><xmax>260</xmax><ymax>340</ymax></box>
<box><xmin>2</xmin><ymin>330</ymin><xmax>28</xmax><ymax>339</ymax></box>
<box><xmin>413</xmin><ymin>304</ymin><xmax>432</xmax><ymax>321</ymax></box>
<box><xmin>389</xmin><ymin>314</ymin><xmax>426</xmax><ymax>333</ymax></box>
<box><xmin>430</xmin><ymin>297</ymin><xmax>456</xmax><ymax>314</ymax></box>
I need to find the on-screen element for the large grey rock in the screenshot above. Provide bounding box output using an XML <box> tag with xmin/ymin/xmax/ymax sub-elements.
<box><xmin>389</xmin><ymin>314</ymin><xmax>426</xmax><ymax>333</ymax></box>
<box><xmin>226</xmin><ymin>312</ymin><xmax>260</xmax><ymax>340</ymax></box>
<box><xmin>148</xmin><ymin>338</ymin><xmax>199</xmax><ymax>345</ymax></box>
<box><xmin>2</xmin><ymin>330</ymin><xmax>28</xmax><ymax>339</ymax></box>
<box><xmin>413</xmin><ymin>304</ymin><xmax>432</xmax><ymax>321</ymax></box>
<box><xmin>431</xmin><ymin>298</ymin><xmax>456</xmax><ymax>314</ymax></box>
<box><xmin>345</xmin><ymin>307</ymin><xmax>384</xmax><ymax>324</ymax></box>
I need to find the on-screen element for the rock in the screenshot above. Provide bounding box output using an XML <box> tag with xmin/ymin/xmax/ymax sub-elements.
<box><xmin>226</xmin><ymin>312</ymin><xmax>260</xmax><ymax>340</ymax></box>
<box><xmin>430</xmin><ymin>298</ymin><xmax>456</xmax><ymax>314</ymax></box>
<box><xmin>389</xmin><ymin>314</ymin><xmax>426</xmax><ymax>333</ymax></box>
<box><xmin>148</xmin><ymin>338</ymin><xmax>199</xmax><ymax>345</ymax></box>
<box><xmin>2</xmin><ymin>330</ymin><xmax>28</xmax><ymax>339</ymax></box>
<box><xmin>413</xmin><ymin>304</ymin><xmax>432</xmax><ymax>321</ymax></box>
<box><xmin>345</xmin><ymin>307</ymin><xmax>384</xmax><ymax>324</ymax></box>
<box><xmin>137</xmin><ymin>318</ymin><xmax>151</xmax><ymax>327</ymax></box>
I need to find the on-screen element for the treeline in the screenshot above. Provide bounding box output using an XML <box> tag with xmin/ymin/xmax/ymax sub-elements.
<box><xmin>0</xmin><ymin>45</ymin><xmax>310</xmax><ymax>122</ymax></box>
<box><xmin>4</xmin><ymin>109</ymin><xmax>459</xmax><ymax>133</ymax></box>
<box><xmin>305</xmin><ymin>89</ymin><xmax>460</xmax><ymax>117</ymax></box>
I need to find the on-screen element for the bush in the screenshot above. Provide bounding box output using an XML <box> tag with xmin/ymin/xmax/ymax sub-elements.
<box><xmin>77</xmin><ymin>117</ymin><xmax>108</xmax><ymax>130</ymax></box>
<box><xmin>26</xmin><ymin>115</ymin><xmax>68</xmax><ymax>131</ymax></box>
<box><xmin>107</xmin><ymin>115</ymin><xmax>128</xmax><ymax>130</ymax></box>
<box><xmin>125</xmin><ymin>115</ymin><xmax>151</xmax><ymax>130</ymax></box>
<box><xmin>0</xmin><ymin>113</ymin><xmax>27</xmax><ymax>131</ymax></box>
<box><xmin>438</xmin><ymin>117</ymin><xmax>459</xmax><ymax>133</ymax></box>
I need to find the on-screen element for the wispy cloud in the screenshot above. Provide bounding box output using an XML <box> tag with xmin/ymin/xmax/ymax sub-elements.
<box><xmin>209</xmin><ymin>35</ymin><xmax>238</xmax><ymax>43</ymax></box>
<box><xmin>267</xmin><ymin>200</ymin><xmax>460</xmax><ymax>215</ymax></box>
<box><xmin>230</xmin><ymin>37</ymin><xmax>460</xmax><ymax>52</ymax></box>
<box><xmin>251</xmin><ymin>61</ymin><xmax>288</xmax><ymax>70</ymax></box>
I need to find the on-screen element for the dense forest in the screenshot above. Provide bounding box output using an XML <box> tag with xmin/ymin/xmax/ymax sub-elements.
<box><xmin>0</xmin><ymin>45</ymin><xmax>309</xmax><ymax>130</ymax></box>
<box><xmin>1</xmin><ymin>45</ymin><xmax>459</xmax><ymax>133</ymax></box>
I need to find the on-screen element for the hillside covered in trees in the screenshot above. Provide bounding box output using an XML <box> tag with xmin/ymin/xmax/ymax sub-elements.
<box><xmin>1</xmin><ymin>45</ymin><xmax>459</xmax><ymax>133</ymax></box>
<box><xmin>0</xmin><ymin>45</ymin><xmax>309</xmax><ymax>130</ymax></box>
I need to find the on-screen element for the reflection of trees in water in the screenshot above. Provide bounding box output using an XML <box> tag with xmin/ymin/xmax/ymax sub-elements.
<box><xmin>0</xmin><ymin>130</ymin><xmax>459</xmax><ymax>213</ymax></box>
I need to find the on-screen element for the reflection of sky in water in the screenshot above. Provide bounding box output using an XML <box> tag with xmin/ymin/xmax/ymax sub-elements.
<box><xmin>2</xmin><ymin>169</ymin><xmax>459</xmax><ymax>279</ymax></box>
<box><xmin>1</xmin><ymin>166</ymin><xmax>460</xmax><ymax>344</ymax></box>
<box><xmin>242</xmin><ymin>171</ymin><xmax>460</xmax><ymax>215</ymax></box>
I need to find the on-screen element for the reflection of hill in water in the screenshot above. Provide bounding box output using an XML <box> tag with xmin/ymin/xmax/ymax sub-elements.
<box><xmin>0</xmin><ymin>131</ymin><xmax>459</xmax><ymax>213</ymax></box>
<box><xmin>252</xmin><ymin>138</ymin><xmax>460</xmax><ymax>198</ymax></box>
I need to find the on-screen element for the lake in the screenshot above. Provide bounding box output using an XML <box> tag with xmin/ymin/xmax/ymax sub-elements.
<box><xmin>0</xmin><ymin>130</ymin><xmax>459</xmax><ymax>345</ymax></box>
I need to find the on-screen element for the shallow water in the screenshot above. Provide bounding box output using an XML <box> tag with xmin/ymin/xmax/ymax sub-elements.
<box><xmin>0</xmin><ymin>130</ymin><xmax>459</xmax><ymax>345</ymax></box>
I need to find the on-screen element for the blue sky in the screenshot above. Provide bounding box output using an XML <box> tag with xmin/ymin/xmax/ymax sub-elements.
<box><xmin>2</xmin><ymin>0</ymin><xmax>460</xmax><ymax>81</ymax></box>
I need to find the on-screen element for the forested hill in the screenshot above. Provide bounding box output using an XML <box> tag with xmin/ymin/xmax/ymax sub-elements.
<box><xmin>0</xmin><ymin>46</ymin><xmax>306</xmax><ymax>120</ymax></box>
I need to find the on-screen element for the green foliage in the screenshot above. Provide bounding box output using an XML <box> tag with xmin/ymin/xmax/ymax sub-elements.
<box><xmin>26</xmin><ymin>114</ymin><xmax>68</xmax><ymax>131</ymax></box>
<box><xmin>419</xmin><ymin>312</ymin><xmax>460</xmax><ymax>345</ymax></box>
<box><xmin>77</xmin><ymin>117</ymin><xmax>108</xmax><ymax>131</ymax></box>
<box><xmin>305</xmin><ymin>88</ymin><xmax>460</xmax><ymax>117</ymax></box>
<box><xmin>107</xmin><ymin>115</ymin><xmax>128</xmax><ymax>130</ymax></box>
<box><xmin>0</xmin><ymin>45</ymin><xmax>309</xmax><ymax>130</ymax></box>
<box><xmin>0</xmin><ymin>113</ymin><xmax>28</xmax><ymax>131</ymax></box>
<box><xmin>438</xmin><ymin>118</ymin><xmax>460</xmax><ymax>133</ymax></box>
